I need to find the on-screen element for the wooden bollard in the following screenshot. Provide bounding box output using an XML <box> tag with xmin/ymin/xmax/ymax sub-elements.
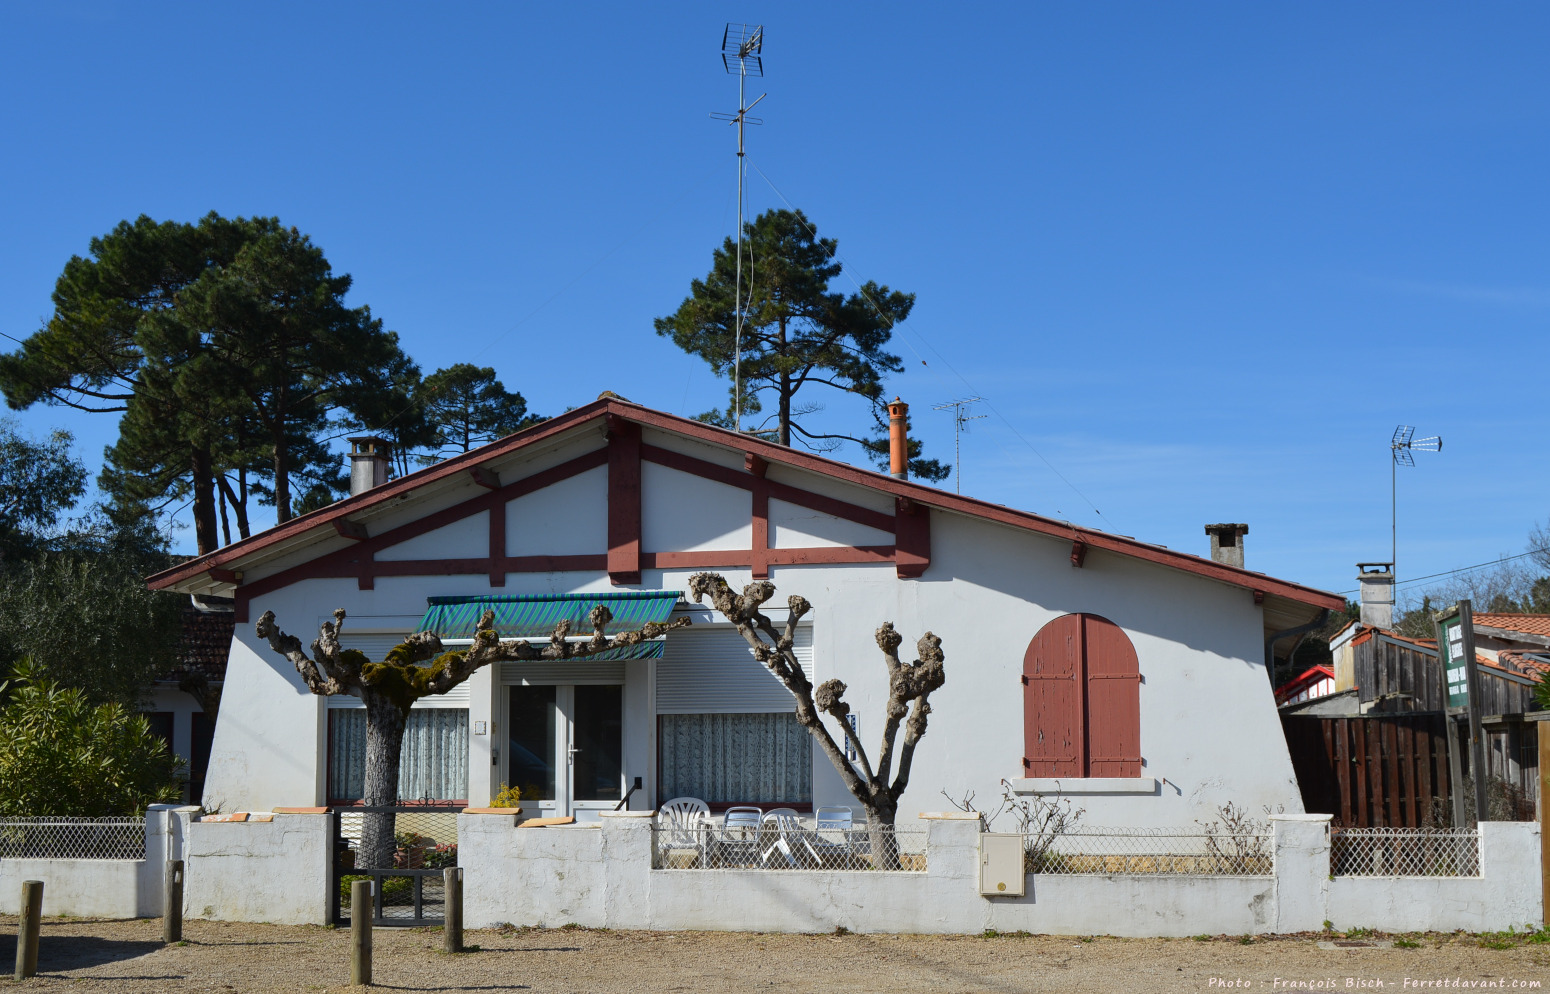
<box><xmin>350</xmin><ymin>879</ymin><xmax>372</xmax><ymax>986</ymax></box>
<box><xmin>14</xmin><ymin>879</ymin><xmax>42</xmax><ymax>980</ymax></box>
<box><xmin>443</xmin><ymin>867</ymin><xmax>463</xmax><ymax>953</ymax></box>
<box><xmin>163</xmin><ymin>860</ymin><xmax>185</xmax><ymax>944</ymax></box>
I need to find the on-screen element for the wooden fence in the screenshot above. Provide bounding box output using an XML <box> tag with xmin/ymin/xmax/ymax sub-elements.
<box><xmin>1281</xmin><ymin>713</ymin><xmax>1453</xmax><ymax>827</ymax></box>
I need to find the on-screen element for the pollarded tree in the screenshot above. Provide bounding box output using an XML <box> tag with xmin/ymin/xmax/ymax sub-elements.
<box><xmin>255</xmin><ymin>605</ymin><xmax>689</xmax><ymax>870</ymax></box>
<box><xmin>686</xmin><ymin>572</ymin><xmax>945</xmax><ymax>865</ymax></box>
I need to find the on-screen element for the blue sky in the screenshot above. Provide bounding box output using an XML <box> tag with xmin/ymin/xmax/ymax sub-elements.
<box><xmin>1</xmin><ymin>3</ymin><xmax>1545</xmax><ymax>600</ymax></box>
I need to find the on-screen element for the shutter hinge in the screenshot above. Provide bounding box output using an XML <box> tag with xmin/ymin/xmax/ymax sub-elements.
<box><xmin>1022</xmin><ymin>757</ymin><xmax>1031</xmax><ymax>769</ymax></box>
<box><xmin>1020</xmin><ymin>674</ymin><xmax>1029</xmax><ymax>686</ymax></box>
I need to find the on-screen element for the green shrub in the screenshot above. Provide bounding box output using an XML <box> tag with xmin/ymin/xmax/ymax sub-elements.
<box><xmin>0</xmin><ymin>677</ymin><xmax>179</xmax><ymax>816</ymax></box>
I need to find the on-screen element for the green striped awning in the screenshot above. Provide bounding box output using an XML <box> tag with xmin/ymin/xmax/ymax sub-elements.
<box><xmin>417</xmin><ymin>591</ymin><xmax>684</xmax><ymax>660</ymax></box>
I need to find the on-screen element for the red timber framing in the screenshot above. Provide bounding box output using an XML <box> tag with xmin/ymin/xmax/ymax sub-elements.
<box><xmin>220</xmin><ymin>429</ymin><xmax>918</xmax><ymax>622</ymax></box>
<box><xmin>150</xmin><ymin>398</ymin><xmax>1343</xmax><ymax>621</ymax></box>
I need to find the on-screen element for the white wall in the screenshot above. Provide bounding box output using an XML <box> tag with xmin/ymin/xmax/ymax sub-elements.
<box><xmin>457</xmin><ymin>812</ymin><xmax>1542</xmax><ymax>937</ymax></box>
<box><xmin>0</xmin><ymin>805</ymin><xmax>193</xmax><ymax>919</ymax></box>
<box><xmin>182</xmin><ymin>811</ymin><xmax>333</xmax><ymax>925</ymax></box>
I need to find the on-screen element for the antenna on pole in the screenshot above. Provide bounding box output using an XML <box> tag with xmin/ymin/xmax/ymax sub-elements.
<box><xmin>933</xmin><ymin>398</ymin><xmax>986</xmax><ymax>494</ymax></box>
<box><xmin>711</xmin><ymin>23</ymin><xmax>765</xmax><ymax>434</ymax></box>
<box><xmin>1390</xmin><ymin>424</ymin><xmax>1442</xmax><ymax>583</ymax></box>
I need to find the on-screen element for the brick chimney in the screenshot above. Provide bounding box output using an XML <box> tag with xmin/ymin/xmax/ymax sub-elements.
<box><xmin>888</xmin><ymin>398</ymin><xmax>908</xmax><ymax>480</ymax></box>
<box><xmin>1204</xmin><ymin>523</ymin><xmax>1249</xmax><ymax>568</ymax></box>
<box><xmin>348</xmin><ymin>436</ymin><xmax>392</xmax><ymax>496</ymax></box>
<box><xmin>1356</xmin><ymin>562</ymin><xmax>1394</xmax><ymax>629</ymax></box>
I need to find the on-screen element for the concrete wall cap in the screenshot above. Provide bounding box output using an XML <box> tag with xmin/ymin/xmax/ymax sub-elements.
<box><xmin>598</xmin><ymin>810</ymin><xmax>655</xmax><ymax>819</ymax></box>
<box><xmin>272</xmin><ymin>807</ymin><xmax>329</xmax><ymax>814</ymax></box>
<box><xmin>1269</xmin><ymin>814</ymin><xmax>1333</xmax><ymax>822</ymax></box>
<box><xmin>462</xmin><ymin>807</ymin><xmax>521</xmax><ymax>815</ymax></box>
<box><xmin>919</xmin><ymin>811</ymin><xmax>981</xmax><ymax>820</ymax></box>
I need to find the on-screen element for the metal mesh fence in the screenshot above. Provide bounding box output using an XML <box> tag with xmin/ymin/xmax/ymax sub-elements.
<box><xmin>336</xmin><ymin>806</ymin><xmax>460</xmax><ymax>925</ymax></box>
<box><xmin>1031</xmin><ymin>827</ymin><xmax>1273</xmax><ymax>876</ymax></box>
<box><xmin>1330</xmin><ymin>827</ymin><xmax>1479</xmax><ymax>877</ymax></box>
<box><xmin>0</xmin><ymin>817</ymin><xmax>146</xmax><ymax>860</ymax></box>
<box><xmin>652</xmin><ymin>823</ymin><xmax>927</xmax><ymax>871</ymax></box>
<box><xmin>336</xmin><ymin>809</ymin><xmax>459</xmax><ymax>872</ymax></box>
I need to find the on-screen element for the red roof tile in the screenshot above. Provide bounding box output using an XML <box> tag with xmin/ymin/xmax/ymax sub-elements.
<box><xmin>1472</xmin><ymin>613</ymin><xmax>1550</xmax><ymax>638</ymax></box>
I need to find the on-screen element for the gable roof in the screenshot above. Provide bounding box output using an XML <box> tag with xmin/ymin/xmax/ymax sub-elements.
<box><xmin>146</xmin><ymin>399</ymin><xmax>1342</xmax><ymax>619</ymax></box>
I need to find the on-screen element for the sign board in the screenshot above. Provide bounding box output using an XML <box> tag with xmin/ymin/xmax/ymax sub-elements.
<box><xmin>1432</xmin><ymin>601</ymin><xmax>1487</xmax><ymax>825</ymax></box>
<box><xmin>1439</xmin><ymin>614</ymin><xmax>1471</xmax><ymax>709</ymax></box>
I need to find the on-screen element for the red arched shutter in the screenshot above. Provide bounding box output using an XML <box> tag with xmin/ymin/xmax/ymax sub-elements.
<box><xmin>1083</xmin><ymin>614</ymin><xmax>1141</xmax><ymax>777</ymax></box>
<box><xmin>1024</xmin><ymin>613</ymin><xmax>1141</xmax><ymax>777</ymax></box>
<box><xmin>1023</xmin><ymin>614</ymin><xmax>1082</xmax><ymax>777</ymax></box>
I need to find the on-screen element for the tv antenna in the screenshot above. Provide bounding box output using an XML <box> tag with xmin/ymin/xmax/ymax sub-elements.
<box><xmin>933</xmin><ymin>398</ymin><xmax>986</xmax><ymax>494</ymax></box>
<box><xmin>711</xmin><ymin>23</ymin><xmax>765</xmax><ymax>433</ymax></box>
<box><xmin>1390</xmin><ymin>425</ymin><xmax>1442</xmax><ymax>582</ymax></box>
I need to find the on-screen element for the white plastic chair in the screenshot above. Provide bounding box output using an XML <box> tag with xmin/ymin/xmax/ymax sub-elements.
<box><xmin>760</xmin><ymin>810</ymin><xmax>810</xmax><ymax>868</ymax></box>
<box><xmin>711</xmin><ymin>806</ymin><xmax>762</xmax><ymax>867</ymax></box>
<box><xmin>657</xmin><ymin>797</ymin><xmax>710</xmax><ymax>865</ymax></box>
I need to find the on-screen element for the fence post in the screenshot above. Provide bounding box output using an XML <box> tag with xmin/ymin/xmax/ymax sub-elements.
<box><xmin>163</xmin><ymin>859</ymin><xmax>184</xmax><ymax>943</ymax></box>
<box><xmin>350</xmin><ymin>879</ymin><xmax>372</xmax><ymax>986</ymax></box>
<box><xmin>443</xmin><ymin>867</ymin><xmax>463</xmax><ymax>953</ymax></box>
<box><xmin>14</xmin><ymin>879</ymin><xmax>43</xmax><ymax>980</ymax></box>
<box><xmin>1270</xmin><ymin>815</ymin><xmax>1332</xmax><ymax>933</ymax></box>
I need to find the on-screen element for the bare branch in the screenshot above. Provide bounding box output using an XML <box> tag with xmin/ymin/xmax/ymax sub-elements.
<box><xmin>254</xmin><ymin>610</ymin><xmax>350</xmax><ymax>697</ymax></box>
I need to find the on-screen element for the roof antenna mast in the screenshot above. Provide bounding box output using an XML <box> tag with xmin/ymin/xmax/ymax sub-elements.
<box><xmin>933</xmin><ymin>398</ymin><xmax>986</xmax><ymax>494</ymax></box>
<box><xmin>1389</xmin><ymin>424</ymin><xmax>1442</xmax><ymax>584</ymax></box>
<box><xmin>712</xmin><ymin>23</ymin><xmax>765</xmax><ymax>433</ymax></box>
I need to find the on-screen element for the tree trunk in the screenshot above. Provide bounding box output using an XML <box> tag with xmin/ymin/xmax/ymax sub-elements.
<box><xmin>218</xmin><ymin>473</ymin><xmax>252</xmax><ymax>541</ymax></box>
<box><xmin>272</xmin><ymin>429</ymin><xmax>292</xmax><ymax>524</ymax></box>
<box><xmin>191</xmin><ymin>445</ymin><xmax>219</xmax><ymax>555</ymax></box>
<box><xmin>359</xmin><ymin>696</ymin><xmax>408</xmax><ymax>870</ymax></box>
<box><xmin>864</xmin><ymin>796</ymin><xmax>903</xmax><ymax>870</ymax></box>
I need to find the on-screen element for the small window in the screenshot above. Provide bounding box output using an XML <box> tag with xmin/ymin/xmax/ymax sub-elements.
<box><xmin>1022</xmin><ymin>613</ymin><xmax>1141</xmax><ymax>777</ymax></box>
<box><xmin>658</xmin><ymin>712</ymin><xmax>811</xmax><ymax>806</ymax></box>
<box><xmin>328</xmin><ymin>709</ymin><xmax>470</xmax><ymax>803</ymax></box>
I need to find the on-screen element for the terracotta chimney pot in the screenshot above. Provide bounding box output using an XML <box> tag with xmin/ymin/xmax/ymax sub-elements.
<box><xmin>888</xmin><ymin>398</ymin><xmax>908</xmax><ymax>480</ymax></box>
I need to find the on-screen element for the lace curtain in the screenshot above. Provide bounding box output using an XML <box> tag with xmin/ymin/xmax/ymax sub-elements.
<box><xmin>329</xmin><ymin>709</ymin><xmax>470</xmax><ymax>802</ymax></box>
<box><xmin>659</xmin><ymin>712</ymin><xmax>811</xmax><ymax>804</ymax></box>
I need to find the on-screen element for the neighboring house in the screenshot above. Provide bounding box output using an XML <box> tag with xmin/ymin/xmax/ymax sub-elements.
<box><xmin>146</xmin><ymin>398</ymin><xmax>1341</xmax><ymax>827</ymax></box>
<box><xmin>143</xmin><ymin>605</ymin><xmax>228</xmax><ymax>804</ymax></box>
<box><xmin>1321</xmin><ymin>612</ymin><xmax>1541</xmax><ymax>806</ymax></box>
<box><xmin>1274</xmin><ymin>664</ymin><xmax>1335</xmax><ymax>706</ymax></box>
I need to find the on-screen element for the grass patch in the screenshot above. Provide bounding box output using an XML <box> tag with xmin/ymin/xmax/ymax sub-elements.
<box><xmin>1238</xmin><ymin>934</ymin><xmax>1254</xmax><ymax>945</ymax></box>
<box><xmin>1394</xmin><ymin>938</ymin><xmax>1422</xmax><ymax>949</ymax></box>
<box><xmin>1192</xmin><ymin>934</ymin><xmax>1211</xmax><ymax>942</ymax></box>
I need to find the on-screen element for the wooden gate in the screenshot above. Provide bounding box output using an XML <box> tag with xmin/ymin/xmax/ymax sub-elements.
<box><xmin>1281</xmin><ymin>713</ymin><xmax>1453</xmax><ymax>827</ymax></box>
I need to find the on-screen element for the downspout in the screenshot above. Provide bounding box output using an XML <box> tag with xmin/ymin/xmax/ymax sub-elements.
<box><xmin>1264</xmin><ymin>609</ymin><xmax>1331</xmax><ymax>685</ymax></box>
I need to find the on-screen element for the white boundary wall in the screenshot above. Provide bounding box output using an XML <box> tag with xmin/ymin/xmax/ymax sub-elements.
<box><xmin>181</xmin><ymin>811</ymin><xmax>333</xmax><ymax>925</ymax></box>
<box><xmin>3</xmin><ymin>808</ymin><xmax>1538</xmax><ymax>933</ymax></box>
<box><xmin>459</xmin><ymin>812</ymin><xmax>1542</xmax><ymax>936</ymax></box>
<box><xmin>0</xmin><ymin>805</ymin><xmax>195</xmax><ymax>918</ymax></box>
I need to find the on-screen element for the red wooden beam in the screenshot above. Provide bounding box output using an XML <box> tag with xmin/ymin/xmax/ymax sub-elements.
<box><xmin>607</xmin><ymin>416</ymin><xmax>642</xmax><ymax>585</ymax></box>
<box><xmin>489</xmin><ymin>504</ymin><xmax>506</xmax><ymax>587</ymax></box>
<box><xmin>1070</xmin><ymin>540</ymin><xmax>1087</xmax><ymax>568</ymax></box>
<box><xmin>894</xmin><ymin>497</ymin><xmax>930</xmax><ymax>579</ymax></box>
<box><xmin>750</xmin><ymin>481</ymin><xmax>770</xmax><ymax>580</ymax></box>
<box><xmin>334</xmin><ymin>519</ymin><xmax>369</xmax><ymax>541</ymax></box>
<box><xmin>469</xmin><ymin>466</ymin><xmax>501</xmax><ymax>490</ymax></box>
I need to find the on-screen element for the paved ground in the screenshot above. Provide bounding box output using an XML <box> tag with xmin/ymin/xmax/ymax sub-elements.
<box><xmin>1</xmin><ymin>917</ymin><xmax>1547</xmax><ymax>992</ymax></box>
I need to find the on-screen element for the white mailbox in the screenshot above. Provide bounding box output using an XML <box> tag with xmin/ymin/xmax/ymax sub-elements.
<box><xmin>979</xmin><ymin>833</ymin><xmax>1025</xmax><ymax>897</ymax></box>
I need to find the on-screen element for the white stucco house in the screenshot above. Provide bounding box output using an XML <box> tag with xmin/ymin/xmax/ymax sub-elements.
<box><xmin>147</xmin><ymin>398</ymin><xmax>1342</xmax><ymax>827</ymax></box>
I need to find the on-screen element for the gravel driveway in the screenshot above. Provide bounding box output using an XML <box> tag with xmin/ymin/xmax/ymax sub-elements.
<box><xmin>1</xmin><ymin>917</ymin><xmax>1547</xmax><ymax>992</ymax></box>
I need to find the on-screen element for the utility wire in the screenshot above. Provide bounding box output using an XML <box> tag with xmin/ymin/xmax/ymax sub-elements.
<box><xmin>1335</xmin><ymin>547</ymin><xmax>1550</xmax><ymax>596</ymax></box>
<box><xmin>745</xmin><ymin>156</ymin><xmax>1112</xmax><ymax>528</ymax></box>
